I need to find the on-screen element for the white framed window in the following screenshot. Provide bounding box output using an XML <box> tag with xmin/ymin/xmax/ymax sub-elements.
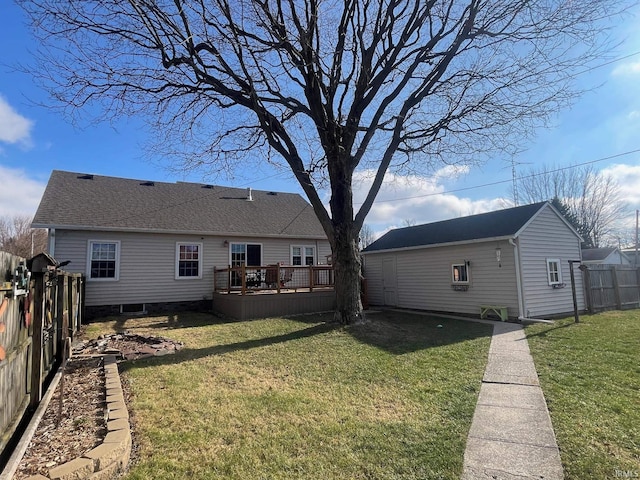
<box><xmin>291</xmin><ymin>245</ymin><xmax>315</xmax><ymax>265</ymax></box>
<box><xmin>451</xmin><ymin>263</ymin><xmax>469</xmax><ymax>284</ymax></box>
<box><xmin>176</xmin><ymin>242</ymin><xmax>203</xmax><ymax>279</ymax></box>
<box><xmin>546</xmin><ymin>258</ymin><xmax>562</xmax><ymax>285</ymax></box>
<box><xmin>87</xmin><ymin>240</ymin><xmax>120</xmax><ymax>281</ymax></box>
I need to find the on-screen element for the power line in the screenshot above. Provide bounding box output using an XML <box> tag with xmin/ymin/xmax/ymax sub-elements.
<box><xmin>573</xmin><ymin>50</ymin><xmax>640</xmax><ymax>77</ymax></box>
<box><xmin>359</xmin><ymin>148</ymin><xmax>640</xmax><ymax>206</ymax></box>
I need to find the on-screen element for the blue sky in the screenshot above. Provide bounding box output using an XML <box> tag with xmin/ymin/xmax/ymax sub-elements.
<box><xmin>1</xmin><ymin>2</ymin><xmax>640</xmax><ymax>243</ymax></box>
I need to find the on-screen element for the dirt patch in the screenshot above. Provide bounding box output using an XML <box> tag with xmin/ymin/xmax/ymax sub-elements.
<box><xmin>75</xmin><ymin>333</ymin><xmax>183</xmax><ymax>361</ymax></box>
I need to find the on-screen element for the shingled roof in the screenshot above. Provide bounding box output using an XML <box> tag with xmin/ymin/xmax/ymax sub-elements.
<box><xmin>33</xmin><ymin>170</ymin><xmax>327</xmax><ymax>238</ymax></box>
<box><xmin>362</xmin><ymin>202</ymin><xmax>552</xmax><ymax>253</ymax></box>
<box><xmin>581</xmin><ymin>247</ymin><xmax>619</xmax><ymax>262</ymax></box>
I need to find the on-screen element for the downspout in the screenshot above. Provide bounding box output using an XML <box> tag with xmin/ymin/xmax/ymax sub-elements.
<box><xmin>48</xmin><ymin>228</ymin><xmax>56</xmax><ymax>257</ymax></box>
<box><xmin>509</xmin><ymin>238</ymin><xmax>525</xmax><ymax>319</ymax></box>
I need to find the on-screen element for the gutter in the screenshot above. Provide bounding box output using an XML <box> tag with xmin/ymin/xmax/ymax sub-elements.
<box><xmin>362</xmin><ymin>234</ymin><xmax>514</xmax><ymax>255</ymax></box>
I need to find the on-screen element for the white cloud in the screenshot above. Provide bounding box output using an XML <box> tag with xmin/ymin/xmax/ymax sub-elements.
<box><xmin>612</xmin><ymin>61</ymin><xmax>640</xmax><ymax>77</ymax></box>
<box><xmin>601</xmin><ymin>163</ymin><xmax>640</xmax><ymax>210</ymax></box>
<box><xmin>0</xmin><ymin>95</ymin><xmax>34</xmax><ymax>147</ymax></box>
<box><xmin>353</xmin><ymin>169</ymin><xmax>509</xmax><ymax>237</ymax></box>
<box><xmin>0</xmin><ymin>166</ymin><xmax>46</xmax><ymax>217</ymax></box>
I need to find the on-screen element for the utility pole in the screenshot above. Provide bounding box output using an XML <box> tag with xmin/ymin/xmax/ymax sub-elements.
<box><xmin>635</xmin><ymin>209</ymin><xmax>638</xmax><ymax>266</ymax></box>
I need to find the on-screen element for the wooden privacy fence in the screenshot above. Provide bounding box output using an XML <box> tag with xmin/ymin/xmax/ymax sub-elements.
<box><xmin>0</xmin><ymin>251</ymin><xmax>84</xmax><ymax>466</ymax></box>
<box><xmin>582</xmin><ymin>264</ymin><xmax>640</xmax><ymax>312</ymax></box>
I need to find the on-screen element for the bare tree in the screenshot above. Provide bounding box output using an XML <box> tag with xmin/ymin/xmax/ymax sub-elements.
<box><xmin>0</xmin><ymin>214</ymin><xmax>48</xmax><ymax>258</ymax></box>
<box><xmin>359</xmin><ymin>224</ymin><xmax>375</xmax><ymax>250</ymax></box>
<box><xmin>18</xmin><ymin>0</ymin><xmax>630</xmax><ymax>323</ymax></box>
<box><xmin>516</xmin><ymin>165</ymin><xmax>628</xmax><ymax>247</ymax></box>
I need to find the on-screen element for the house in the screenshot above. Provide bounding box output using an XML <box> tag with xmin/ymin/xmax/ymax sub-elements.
<box><xmin>361</xmin><ymin>202</ymin><xmax>585</xmax><ymax>320</ymax></box>
<box><xmin>581</xmin><ymin>247</ymin><xmax>631</xmax><ymax>265</ymax></box>
<box><xmin>621</xmin><ymin>247</ymin><xmax>640</xmax><ymax>266</ymax></box>
<box><xmin>32</xmin><ymin>170</ymin><xmax>332</xmax><ymax>318</ymax></box>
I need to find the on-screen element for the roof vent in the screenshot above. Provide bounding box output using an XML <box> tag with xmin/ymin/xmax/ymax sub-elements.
<box><xmin>140</xmin><ymin>181</ymin><xmax>155</xmax><ymax>186</ymax></box>
<box><xmin>77</xmin><ymin>174</ymin><xmax>94</xmax><ymax>180</ymax></box>
<box><xmin>247</xmin><ymin>187</ymin><xmax>253</xmax><ymax>201</ymax></box>
<box><xmin>267</xmin><ymin>191</ymin><xmax>277</xmax><ymax>196</ymax></box>
<box><xmin>202</xmin><ymin>184</ymin><xmax>214</xmax><ymax>189</ymax></box>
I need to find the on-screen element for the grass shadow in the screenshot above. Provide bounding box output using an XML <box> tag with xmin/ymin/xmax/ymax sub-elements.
<box><xmin>87</xmin><ymin>310</ymin><xmax>250</xmax><ymax>332</ymax></box>
<box><xmin>524</xmin><ymin>319</ymin><xmax>579</xmax><ymax>339</ymax></box>
<box><xmin>348</xmin><ymin>310</ymin><xmax>493</xmax><ymax>354</ymax></box>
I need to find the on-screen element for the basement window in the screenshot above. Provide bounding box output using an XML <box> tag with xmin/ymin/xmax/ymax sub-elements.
<box><xmin>121</xmin><ymin>303</ymin><xmax>146</xmax><ymax>315</ymax></box>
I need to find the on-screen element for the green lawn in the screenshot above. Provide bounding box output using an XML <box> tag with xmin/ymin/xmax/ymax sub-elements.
<box><xmin>526</xmin><ymin>310</ymin><xmax>640</xmax><ymax>479</ymax></box>
<box><xmin>85</xmin><ymin>311</ymin><xmax>492</xmax><ymax>480</ymax></box>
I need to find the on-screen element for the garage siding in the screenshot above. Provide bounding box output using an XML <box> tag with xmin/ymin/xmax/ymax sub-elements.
<box><xmin>363</xmin><ymin>239</ymin><xmax>520</xmax><ymax>317</ymax></box>
<box><xmin>517</xmin><ymin>208</ymin><xmax>585</xmax><ymax>317</ymax></box>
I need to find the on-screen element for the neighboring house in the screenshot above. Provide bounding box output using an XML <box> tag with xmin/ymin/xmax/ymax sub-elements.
<box><xmin>32</xmin><ymin>170</ymin><xmax>331</xmax><ymax>317</ymax></box>
<box><xmin>581</xmin><ymin>247</ymin><xmax>631</xmax><ymax>265</ymax></box>
<box><xmin>621</xmin><ymin>247</ymin><xmax>640</xmax><ymax>266</ymax></box>
<box><xmin>361</xmin><ymin>202</ymin><xmax>585</xmax><ymax>320</ymax></box>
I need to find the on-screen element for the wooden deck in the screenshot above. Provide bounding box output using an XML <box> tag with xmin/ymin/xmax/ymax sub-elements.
<box><xmin>212</xmin><ymin>265</ymin><xmax>336</xmax><ymax>320</ymax></box>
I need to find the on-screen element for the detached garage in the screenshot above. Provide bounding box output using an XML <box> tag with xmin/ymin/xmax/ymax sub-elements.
<box><xmin>361</xmin><ymin>201</ymin><xmax>585</xmax><ymax>320</ymax></box>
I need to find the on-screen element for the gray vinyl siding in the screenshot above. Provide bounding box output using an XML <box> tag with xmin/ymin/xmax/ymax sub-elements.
<box><xmin>362</xmin><ymin>255</ymin><xmax>385</xmax><ymax>306</ymax></box>
<box><xmin>363</xmin><ymin>240</ymin><xmax>520</xmax><ymax>317</ymax></box>
<box><xmin>53</xmin><ymin>230</ymin><xmax>330</xmax><ymax>307</ymax></box>
<box><xmin>517</xmin><ymin>207</ymin><xmax>585</xmax><ymax>317</ymax></box>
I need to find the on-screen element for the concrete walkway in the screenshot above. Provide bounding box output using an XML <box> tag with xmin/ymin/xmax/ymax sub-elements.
<box><xmin>462</xmin><ymin>321</ymin><xmax>564</xmax><ymax>480</ymax></box>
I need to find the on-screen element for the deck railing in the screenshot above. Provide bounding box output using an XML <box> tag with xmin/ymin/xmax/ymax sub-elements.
<box><xmin>214</xmin><ymin>264</ymin><xmax>335</xmax><ymax>295</ymax></box>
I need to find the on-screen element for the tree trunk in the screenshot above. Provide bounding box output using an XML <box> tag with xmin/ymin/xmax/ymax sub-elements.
<box><xmin>332</xmin><ymin>228</ymin><xmax>363</xmax><ymax>325</ymax></box>
<box><xmin>327</xmin><ymin>155</ymin><xmax>363</xmax><ymax>325</ymax></box>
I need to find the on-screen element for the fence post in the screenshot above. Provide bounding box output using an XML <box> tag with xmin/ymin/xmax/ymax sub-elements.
<box><xmin>568</xmin><ymin>261</ymin><xmax>580</xmax><ymax>323</ymax></box>
<box><xmin>67</xmin><ymin>275</ymin><xmax>74</xmax><ymax>339</ymax></box>
<box><xmin>580</xmin><ymin>265</ymin><xmax>593</xmax><ymax>313</ymax></box>
<box><xmin>29</xmin><ymin>272</ymin><xmax>45</xmax><ymax>409</ymax></box>
<box><xmin>635</xmin><ymin>267</ymin><xmax>640</xmax><ymax>309</ymax></box>
<box><xmin>55</xmin><ymin>274</ymin><xmax>67</xmax><ymax>361</ymax></box>
<box><xmin>611</xmin><ymin>265</ymin><xmax>622</xmax><ymax>309</ymax></box>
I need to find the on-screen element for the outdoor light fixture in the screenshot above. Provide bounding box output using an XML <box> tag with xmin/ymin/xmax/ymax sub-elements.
<box><xmin>495</xmin><ymin>248</ymin><xmax>501</xmax><ymax>263</ymax></box>
<box><xmin>223</xmin><ymin>240</ymin><xmax>229</xmax><ymax>247</ymax></box>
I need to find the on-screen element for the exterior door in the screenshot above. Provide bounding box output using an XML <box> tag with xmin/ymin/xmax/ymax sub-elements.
<box><xmin>231</xmin><ymin>243</ymin><xmax>262</xmax><ymax>286</ymax></box>
<box><xmin>382</xmin><ymin>257</ymin><xmax>398</xmax><ymax>306</ymax></box>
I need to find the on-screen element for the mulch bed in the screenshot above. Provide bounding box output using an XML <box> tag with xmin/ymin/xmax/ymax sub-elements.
<box><xmin>13</xmin><ymin>357</ymin><xmax>107</xmax><ymax>479</ymax></box>
<box><xmin>12</xmin><ymin>333</ymin><xmax>182</xmax><ymax>479</ymax></box>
